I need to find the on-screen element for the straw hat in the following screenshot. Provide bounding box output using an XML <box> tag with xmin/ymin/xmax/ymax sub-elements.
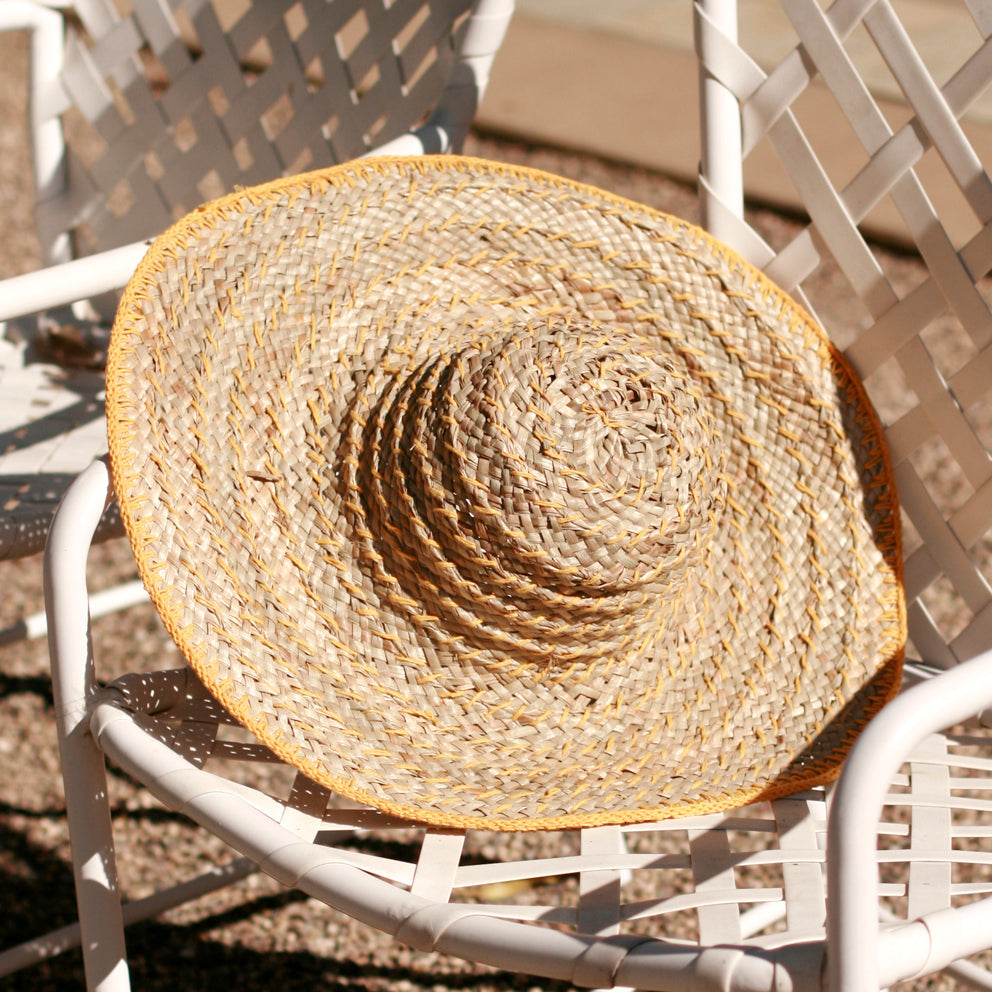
<box><xmin>107</xmin><ymin>156</ymin><xmax>906</xmax><ymax>830</ymax></box>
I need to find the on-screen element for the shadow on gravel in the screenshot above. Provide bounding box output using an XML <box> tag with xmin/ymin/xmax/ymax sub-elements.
<box><xmin>0</xmin><ymin>818</ymin><xmax>572</xmax><ymax>992</ymax></box>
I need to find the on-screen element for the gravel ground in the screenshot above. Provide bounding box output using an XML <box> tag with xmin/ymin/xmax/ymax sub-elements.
<box><xmin>0</xmin><ymin>22</ymin><xmax>973</xmax><ymax>992</ymax></box>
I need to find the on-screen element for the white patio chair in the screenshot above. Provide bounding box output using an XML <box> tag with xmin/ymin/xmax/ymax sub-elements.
<box><xmin>0</xmin><ymin>0</ymin><xmax>511</xmax><ymax>975</ymax></box>
<box><xmin>34</xmin><ymin>2</ymin><xmax>992</xmax><ymax>992</ymax></box>
<box><xmin>0</xmin><ymin>0</ymin><xmax>510</xmax><ymax>643</ymax></box>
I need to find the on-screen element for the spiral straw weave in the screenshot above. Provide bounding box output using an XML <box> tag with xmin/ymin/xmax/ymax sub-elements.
<box><xmin>107</xmin><ymin>156</ymin><xmax>906</xmax><ymax>830</ymax></box>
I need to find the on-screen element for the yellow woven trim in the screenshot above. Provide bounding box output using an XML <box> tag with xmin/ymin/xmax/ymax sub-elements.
<box><xmin>106</xmin><ymin>154</ymin><xmax>907</xmax><ymax>832</ymax></box>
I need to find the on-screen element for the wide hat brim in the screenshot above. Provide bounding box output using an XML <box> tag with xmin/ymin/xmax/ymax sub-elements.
<box><xmin>107</xmin><ymin>156</ymin><xmax>906</xmax><ymax>830</ymax></box>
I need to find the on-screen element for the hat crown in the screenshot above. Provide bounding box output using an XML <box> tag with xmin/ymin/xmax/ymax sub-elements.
<box><xmin>353</xmin><ymin>320</ymin><xmax>729</xmax><ymax>670</ymax></box>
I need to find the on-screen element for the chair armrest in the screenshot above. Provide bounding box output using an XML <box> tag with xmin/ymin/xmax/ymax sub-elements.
<box><xmin>827</xmin><ymin>650</ymin><xmax>992</xmax><ymax>992</ymax></box>
<box><xmin>44</xmin><ymin>458</ymin><xmax>115</xmax><ymax>725</ymax></box>
<box><xmin>0</xmin><ymin>241</ymin><xmax>149</xmax><ymax>322</ymax></box>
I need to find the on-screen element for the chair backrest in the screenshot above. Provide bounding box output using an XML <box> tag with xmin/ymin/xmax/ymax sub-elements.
<box><xmin>0</xmin><ymin>0</ymin><xmax>509</xmax><ymax>563</ymax></box>
<box><xmin>26</xmin><ymin>0</ymin><xmax>509</xmax><ymax>269</ymax></box>
<box><xmin>696</xmin><ymin>0</ymin><xmax>992</xmax><ymax>673</ymax></box>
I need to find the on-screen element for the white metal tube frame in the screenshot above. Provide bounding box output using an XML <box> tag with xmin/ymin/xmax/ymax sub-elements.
<box><xmin>827</xmin><ymin>650</ymin><xmax>992</xmax><ymax>992</ymax></box>
<box><xmin>45</xmin><ymin>458</ymin><xmax>131</xmax><ymax>992</ymax></box>
<box><xmin>0</xmin><ymin>241</ymin><xmax>151</xmax><ymax>322</ymax></box>
<box><xmin>45</xmin><ymin>460</ymin><xmax>992</xmax><ymax>992</ymax></box>
<box><xmin>0</xmin><ymin>0</ymin><xmax>68</xmax><ymax>263</ymax></box>
<box><xmin>696</xmin><ymin>0</ymin><xmax>745</xmax><ymax>238</ymax></box>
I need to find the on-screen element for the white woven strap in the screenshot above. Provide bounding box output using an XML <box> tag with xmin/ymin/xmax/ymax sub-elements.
<box><xmin>696</xmin><ymin>0</ymin><xmax>992</xmax><ymax>669</ymax></box>
<box><xmin>37</xmin><ymin>0</ymin><xmax>480</xmax><ymax>259</ymax></box>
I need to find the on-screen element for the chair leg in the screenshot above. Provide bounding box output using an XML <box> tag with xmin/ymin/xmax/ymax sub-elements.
<box><xmin>57</xmin><ymin>709</ymin><xmax>130</xmax><ymax>991</ymax></box>
<box><xmin>45</xmin><ymin>460</ymin><xmax>130</xmax><ymax>991</ymax></box>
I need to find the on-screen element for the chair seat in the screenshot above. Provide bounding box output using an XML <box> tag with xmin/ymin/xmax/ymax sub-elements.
<box><xmin>86</xmin><ymin>666</ymin><xmax>992</xmax><ymax>992</ymax></box>
<box><xmin>0</xmin><ymin>320</ymin><xmax>120</xmax><ymax>558</ymax></box>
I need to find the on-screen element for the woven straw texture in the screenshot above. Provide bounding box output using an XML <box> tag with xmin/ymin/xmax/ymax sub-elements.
<box><xmin>107</xmin><ymin>156</ymin><xmax>906</xmax><ymax>830</ymax></box>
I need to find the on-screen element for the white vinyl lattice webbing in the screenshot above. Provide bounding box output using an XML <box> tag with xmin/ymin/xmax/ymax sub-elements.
<box><xmin>865</xmin><ymin>1</ymin><xmax>992</xmax><ymax>222</ymax></box>
<box><xmin>43</xmin><ymin>0</ymin><xmax>475</xmax><ymax>257</ymax></box>
<box><xmin>906</xmin><ymin>735</ymin><xmax>954</xmax><ymax>920</ymax></box>
<box><xmin>689</xmin><ymin>827</ymin><xmax>743</xmax><ymax>945</ymax></box>
<box><xmin>772</xmin><ymin>797</ymin><xmax>827</xmax><ymax>932</ymax></box>
<box><xmin>410</xmin><ymin>829</ymin><xmax>465</xmax><ymax>902</ymax></box>
<box><xmin>578</xmin><ymin>825</ymin><xmax>626</xmax><ymax>937</ymax></box>
<box><xmin>697</xmin><ymin>0</ymin><xmax>992</xmax><ymax>667</ymax></box>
